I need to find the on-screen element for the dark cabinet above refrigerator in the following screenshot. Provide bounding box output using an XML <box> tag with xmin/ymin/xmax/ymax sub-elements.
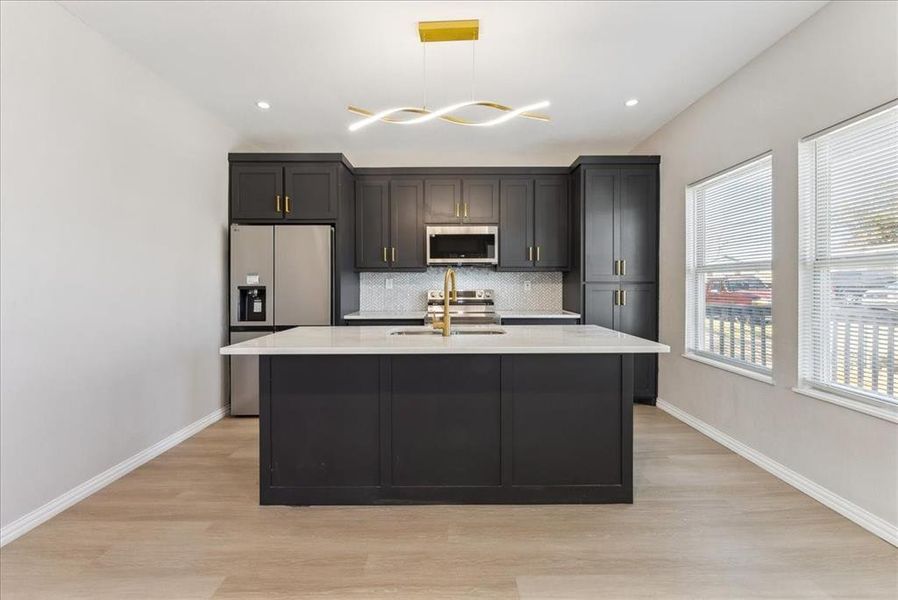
<box><xmin>231</xmin><ymin>161</ymin><xmax>341</xmax><ymax>222</ymax></box>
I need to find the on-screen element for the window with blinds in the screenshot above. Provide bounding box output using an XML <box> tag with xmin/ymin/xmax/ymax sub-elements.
<box><xmin>799</xmin><ymin>103</ymin><xmax>898</xmax><ymax>407</ymax></box>
<box><xmin>686</xmin><ymin>154</ymin><xmax>773</xmax><ymax>374</ymax></box>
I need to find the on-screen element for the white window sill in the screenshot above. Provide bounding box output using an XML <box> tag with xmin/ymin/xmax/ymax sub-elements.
<box><xmin>792</xmin><ymin>386</ymin><xmax>898</xmax><ymax>424</ymax></box>
<box><xmin>682</xmin><ymin>352</ymin><xmax>774</xmax><ymax>385</ymax></box>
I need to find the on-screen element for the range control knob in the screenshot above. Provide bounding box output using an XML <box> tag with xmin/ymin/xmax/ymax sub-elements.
<box><xmin>476</xmin><ymin>291</ymin><xmax>483</xmax><ymax>298</ymax></box>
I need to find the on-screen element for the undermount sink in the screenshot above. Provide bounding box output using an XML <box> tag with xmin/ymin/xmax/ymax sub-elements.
<box><xmin>389</xmin><ymin>325</ymin><xmax>506</xmax><ymax>336</ymax></box>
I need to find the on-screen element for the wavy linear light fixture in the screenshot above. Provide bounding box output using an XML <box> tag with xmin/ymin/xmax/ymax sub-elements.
<box><xmin>348</xmin><ymin>20</ymin><xmax>550</xmax><ymax>131</ymax></box>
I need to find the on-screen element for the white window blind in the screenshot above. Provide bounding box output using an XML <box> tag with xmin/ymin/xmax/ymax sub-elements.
<box><xmin>799</xmin><ymin>104</ymin><xmax>898</xmax><ymax>407</ymax></box>
<box><xmin>686</xmin><ymin>154</ymin><xmax>773</xmax><ymax>373</ymax></box>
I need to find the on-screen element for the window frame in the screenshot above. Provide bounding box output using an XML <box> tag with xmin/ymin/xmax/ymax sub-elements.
<box><xmin>685</xmin><ymin>152</ymin><xmax>774</xmax><ymax>378</ymax></box>
<box><xmin>797</xmin><ymin>101</ymin><xmax>898</xmax><ymax>417</ymax></box>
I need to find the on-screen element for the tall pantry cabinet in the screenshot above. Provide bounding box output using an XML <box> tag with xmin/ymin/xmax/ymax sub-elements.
<box><xmin>563</xmin><ymin>157</ymin><xmax>660</xmax><ymax>403</ymax></box>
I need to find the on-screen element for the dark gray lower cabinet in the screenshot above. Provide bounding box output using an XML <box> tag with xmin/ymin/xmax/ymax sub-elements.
<box><xmin>259</xmin><ymin>354</ymin><xmax>633</xmax><ymax>505</ymax></box>
<box><xmin>585</xmin><ymin>283</ymin><xmax>657</xmax><ymax>402</ymax></box>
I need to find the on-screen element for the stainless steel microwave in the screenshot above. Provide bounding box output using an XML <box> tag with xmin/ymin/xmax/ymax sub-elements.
<box><xmin>426</xmin><ymin>226</ymin><xmax>498</xmax><ymax>265</ymax></box>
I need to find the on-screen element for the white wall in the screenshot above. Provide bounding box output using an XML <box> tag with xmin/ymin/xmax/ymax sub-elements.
<box><xmin>633</xmin><ymin>0</ymin><xmax>897</xmax><ymax>532</ymax></box>
<box><xmin>0</xmin><ymin>1</ymin><xmax>243</xmax><ymax>532</ymax></box>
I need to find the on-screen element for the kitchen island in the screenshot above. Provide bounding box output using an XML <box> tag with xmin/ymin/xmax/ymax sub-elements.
<box><xmin>221</xmin><ymin>324</ymin><xmax>669</xmax><ymax>505</ymax></box>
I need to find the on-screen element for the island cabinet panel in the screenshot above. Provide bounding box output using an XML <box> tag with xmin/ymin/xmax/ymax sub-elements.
<box><xmin>259</xmin><ymin>353</ymin><xmax>634</xmax><ymax>505</ymax></box>
<box><xmin>267</xmin><ymin>356</ymin><xmax>381</xmax><ymax>488</ymax></box>
<box><xmin>510</xmin><ymin>355</ymin><xmax>622</xmax><ymax>485</ymax></box>
<box><xmin>283</xmin><ymin>163</ymin><xmax>338</xmax><ymax>221</ymax></box>
<box><xmin>391</xmin><ymin>356</ymin><xmax>501</xmax><ymax>487</ymax></box>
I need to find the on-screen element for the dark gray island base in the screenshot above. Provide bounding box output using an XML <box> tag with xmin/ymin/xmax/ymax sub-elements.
<box><xmin>258</xmin><ymin>353</ymin><xmax>634</xmax><ymax>505</ymax></box>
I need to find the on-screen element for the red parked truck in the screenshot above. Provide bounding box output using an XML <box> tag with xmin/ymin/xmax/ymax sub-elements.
<box><xmin>705</xmin><ymin>276</ymin><xmax>772</xmax><ymax>314</ymax></box>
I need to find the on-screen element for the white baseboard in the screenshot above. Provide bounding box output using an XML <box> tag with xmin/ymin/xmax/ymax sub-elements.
<box><xmin>0</xmin><ymin>405</ymin><xmax>228</xmax><ymax>547</ymax></box>
<box><xmin>656</xmin><ymin>399</ymin><xmax>897</xmax><ymax>547</ymax></box>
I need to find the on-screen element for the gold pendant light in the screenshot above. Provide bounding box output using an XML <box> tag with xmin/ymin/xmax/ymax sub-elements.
<box><xmin>347</xmin><ymin>20</ymin><xmax>550</xmax><ymax>131</ymax></box>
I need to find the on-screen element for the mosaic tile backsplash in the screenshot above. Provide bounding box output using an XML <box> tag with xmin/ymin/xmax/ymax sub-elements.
<box><xmin>359</xmin><ymin>268</ymin><xmax>563</xmax><ymax>311</ymax></box>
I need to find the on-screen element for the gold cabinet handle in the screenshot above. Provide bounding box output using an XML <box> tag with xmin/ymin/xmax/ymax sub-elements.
<box><xmin>285</xmin><ymin>196</ymin><xmax>291</xmax><ymax>213</ymax></box>
<box><xmin>621</xmin><ymin>259</ymin><xmax>626</xmax><ymax>276</ymax></box>
<box><xmin>528</xmin><ymin>246</ymin><xmax>533</xmax><ymax>261</ymax></box>
<box><xmin>391</xmin><ymin>247</ymin><xmax>396</xmax><ymax>262</ymax></box>
<box><xmin>276</xmin><ymin>195</ymin><xmax>281</xmax><ymax>212</ymax></box>
<box><xmin>382</xmin><ymin>247</ymin><xmax>388</xmax><ymax>263</ymax></box>
<box><xmin>455</xmin><ymin>203</ymin><xmax>460</xmax><ymax>218</ymax></box>
<box><xmin>463</xmin><ymin>202</ymin><xmax>468</xmax><ymax>218</ymax></box>
<box><xmin>536</xmin><ymin>246</ymin><xmax>541</xmax><ymax>262</ymax></box>
<box><xmin>622</xmin><ymin>289</ymin><xmax>627</xmax><ymax>305</ymax></box>
<box><xmin>614</xmin><ymin>259</ymin><xmax>619</xmax><ymax>275</ymax></box>
<box><xmin>614</xmin><ymin>289</ymin><xmax>620</xmax><ymax>306</ymax></box>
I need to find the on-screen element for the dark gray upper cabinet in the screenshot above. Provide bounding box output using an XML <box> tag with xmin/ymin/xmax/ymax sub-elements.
<box><xmin>583</xmin><ymin>167</ymin><xmax>618</xmax><ymax>281</ymax></box>
<box><xmin>355</xmin><ymin>177</ymin><xmax>425</xmax><ymax>271</ymax></box>
<box><xmin>231</xmin><ymin>161</ymin><xmax>340</xmax><ymax>222</ymax></box>
<box><xmin>533</xmin><ymin>177</ymin><xmax>569</xmax><ymax>269</ymax></box>
<box><xmin>499</xmin><ymin>178</ymin><xmax>534</xmax><ymax>269</ymax></box>
<box><xmin>355</xmin><ymin>178</ymin><xmax>390</xmax><ymax>270</ymax></box>
<box><xmin>582</xmin><ymin>165</ymin><xmax>657</xmax><ymax>283</ymax></box>
<box><xmin>618</xmin><ymin>167</ymin><xmax>658</xmax><ymax>283</ymax></box>
<box><xmin>461</xmin><ymin>177</ymin><xmax>500</xmax><ymax>223</ymax></box>
<box><xmin>424</xmin><ymin>178</ymin><xmax>462</xmax><ymax>223</ymax></box>
<box><xmin>284</xmin><ymin>163</ymin><xmax>338</xmax><ymax>221</ymax></box>
<box><xmin>389</xmin><ymin>179</ymin><xmax>425</xmax><ymax>269</ymax></box>
<box><xmin>499</xmin><ymin>176</ymin><xmax>568</xmax><ymax>270</ymax></box>
<box><xmin>231</xmin><ymin>163</ymin><xmax>284</xmax><ymax>221</ymax></box>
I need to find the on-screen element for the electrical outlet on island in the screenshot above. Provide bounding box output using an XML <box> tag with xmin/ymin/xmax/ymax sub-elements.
<box><xmin>524</xmin><ymin>280</ymin><xmax>532</xmax><ymax>292</ymax></box>
<box><xmin>385</xmin><ymin>278</ymin><xmax>393</xmax><ymax>290</ymax></box>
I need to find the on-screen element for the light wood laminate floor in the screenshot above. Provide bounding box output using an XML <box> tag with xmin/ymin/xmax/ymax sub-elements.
<box><xmin>1</xmin><ymin>405</ymin><xmax>895</xmax><ymax>599</ymax></box>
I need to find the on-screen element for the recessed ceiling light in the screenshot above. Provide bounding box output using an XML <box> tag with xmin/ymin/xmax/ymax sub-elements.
<box><xmin>625</xmin><ymin>98</ymin><xmax>639</xmax><ymax>107</ymax></box>
<box><xmin>256</xmin><ymin>100</ymin><xmax>271</xmax><ymax>110</ymax></box>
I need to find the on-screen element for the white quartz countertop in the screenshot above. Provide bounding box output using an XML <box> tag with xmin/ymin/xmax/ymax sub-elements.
<box><xmin>498</xmin><ymin>310</ymin><xmax>581</xmax><ymax>319</ymax></box>
<box><xmin>342</xmin><ymin>310</ymin><xmax>581</xmax><ymax>320</ymax></box>
<box><xmin>343</xmin><ymin>311</ymin><xmax>427</xmax><ymax>320</ymax></box>
<box><xmin>220</xmin><ymin>324</ymin><xmax>669</xmax><ymax>356</ymax></box>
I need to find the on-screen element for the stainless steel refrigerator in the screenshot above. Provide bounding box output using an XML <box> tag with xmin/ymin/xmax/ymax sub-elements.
<box><xmin>229</xmin><ymin>224</ymin><xmax>333</xmax><ymax>415</ymax></box>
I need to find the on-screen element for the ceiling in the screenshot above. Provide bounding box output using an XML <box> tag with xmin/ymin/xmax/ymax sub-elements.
<box><xmin>60</xmin><ymin>1</ymin><xmax>826</xmax><ymax>166</ymax></box>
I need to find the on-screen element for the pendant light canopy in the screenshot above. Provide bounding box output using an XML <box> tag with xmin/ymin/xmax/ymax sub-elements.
<box><xmin>347</xmin><ymin>20</ymin><xmax>550</xmax><ymax>131</ymax></box>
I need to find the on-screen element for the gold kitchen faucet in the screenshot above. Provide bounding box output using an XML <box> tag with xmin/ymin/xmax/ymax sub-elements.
<box><xmin>431</xmin><ymin>268</ymin><xmax>457</xmax><ymax>337</ymax></box>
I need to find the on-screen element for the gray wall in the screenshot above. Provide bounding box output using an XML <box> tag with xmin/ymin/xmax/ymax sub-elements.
<box><xmin>0</xmin><ymin>2</ymin><xmax>242</xmax><ymax>530</ymax></box>
<box><xmin>633</xmin><ymin>0</ymin><xmax>897</xmax><ymax>529</ymax></box>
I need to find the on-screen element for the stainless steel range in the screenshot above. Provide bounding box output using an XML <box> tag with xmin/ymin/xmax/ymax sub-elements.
<box><xmin>425</xmin><ymin>289</ymin><xmax>499</xmax><ymax>325</ymax></box>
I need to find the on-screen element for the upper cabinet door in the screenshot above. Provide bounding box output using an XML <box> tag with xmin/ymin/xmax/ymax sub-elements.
<box><xmin>618</xmin><ymin>167</ymin><xmax>658</xmax><ymax>283</ymax></box>
<box><xmin>499</xmin><ymin>178</ymin><xmax>534</xmax><ymax>269</ymax></box>
<box><xmin>390</xmin><ymin>179</ymin><xmax>426</xmax><ymax>270</ymax></box>
<box><xmin>231</xmin><ymin>164</ymin><xmax>284</xmax><ymax>221</ymax></box>
<box><xmin>583</xmin><ymin>167</ymin><xmax>618</xmax><ymax>282</ymax></box>
<box><xmin>461</xmin><ymin>178</ymin><xmax>500</xmax><ymax>223</ymax></box>
<box><xmin>355</xmin><ymin>178</ymin><xmax>390</xmax><ymax>270</ymax></box>
<box><xmin>424</xmin><ymin>178</ymin><xmax>462</xmax><ymax>223</ymax></box>
<box><xmin>533</xmin><ymin>176</ymin><xmax>569</xmax><ymax>269</ymax></box>
<box><xmin>283</xmin><ymin>163</ymin><xmax>338</xmax><ymax>221</ymax></box>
